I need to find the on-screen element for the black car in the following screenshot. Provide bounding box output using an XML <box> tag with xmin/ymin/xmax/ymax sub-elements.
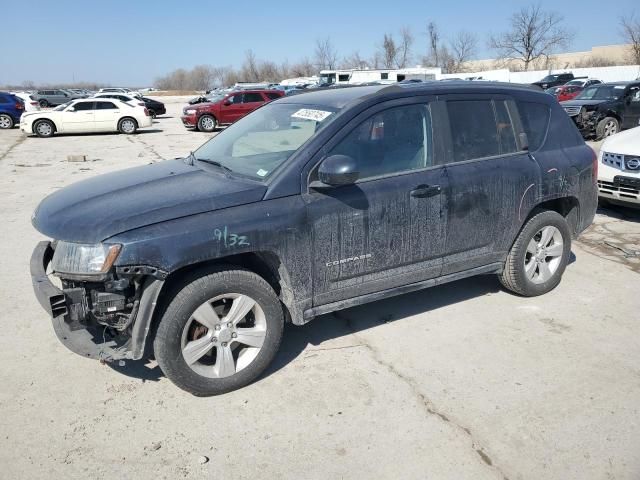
<box><xmin>31</xmin><ymin>82</ymin><xmax>597</xmax><ymax>395</ymax></box>
<box><xmin>560</xmin><ymin>81</ymin><xmax>640</xmax><ymax>139</ymax></box>
<box><xmin>140</xmin><ymin>97</ymin><xmax>166</xmax><ymax>117</ymax></box>
<box><xmin>531</xmin><ymin>73</ymin><xmax>574</xmax><ymax>90</ymax></box>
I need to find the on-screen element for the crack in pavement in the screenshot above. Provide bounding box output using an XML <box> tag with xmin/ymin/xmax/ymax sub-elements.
<box><xmin>0</xmin><ymin>134</ymin><xmax>27</xmax><ymax>162</ymax></box>
<box><xmin>333</xmin><ymin>310</ymin><xmax>510</xmax><ymax>480</ymax></box>
<box><xmin>126</xmin><ymin>135</ymin><xmax>164</xmax><ymax>162</ymax></box>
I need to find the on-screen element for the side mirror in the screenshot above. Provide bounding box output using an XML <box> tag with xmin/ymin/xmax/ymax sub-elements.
<box><xmin>519</xmin><ymin>132</ymin><xmax>529</xmax><ymax>151</ymax></box>
<box><xmin>223</xmin><ymin>100</ymin><xmax>232</xmax><ymax>106</ymax></box>
<box><xmin>67</xmin><ymin>107</ymin><xmax>75</xmax><ymax>112</ymax></box>
<box><xmin>317</xmin><ymin>154</ymin><xmax>359</xmax><ymax>186</ymax></box>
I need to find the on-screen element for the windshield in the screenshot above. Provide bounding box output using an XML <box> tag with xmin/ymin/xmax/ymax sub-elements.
<box><xmin>541</xmin><ymin>75</ymin><xmax>558</xmax><ymax>82</ymax></box>
<box><xmin>576</xmin><ymin>85</ymin><xmax>625</xmax><ymax>101</ymax></box>
<box><xmin>206</xmin><ymin>93</ymin><xmax>226</xmax><ymax>103</ymax></box>
<box><xmin>53</xmin><ymin>102</ymin><xmax>71</xmax><ymax>111</ymax></box>
<box><xmin>193</xmin><ymin>103</ymin><xmax>337</xmax><ymax>180</ymax></box>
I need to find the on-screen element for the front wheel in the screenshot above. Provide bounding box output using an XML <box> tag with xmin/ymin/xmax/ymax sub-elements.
<box><xmin>118</xmin><ymin>117</ymin><xmax>138</xmax><ymax>134</ymax></box>
<box><xmin>197</xmin><ymin>114</ymin><xmax>217</xmax><ymax>132</ymax></box>
<box><xmin>154</xmin><ymin>267</ymin><xmax>284</xmax><ymax>396</ymax></box>
<box><xmin>499</xmin><ymin>210</ymin><xmax>572</xmax><ymax>297</ymax></box>
<box><xmin>596</xmin><ymin>117</ymin><xmax>619</xmax><ymax>140</ymax></box>
<box><xmin>33</xmin><ymin>119</ymin><xmax>55</xmax><ymax>138</ymax></box>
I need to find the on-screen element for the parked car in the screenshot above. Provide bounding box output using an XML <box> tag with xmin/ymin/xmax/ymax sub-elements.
<box><xmin>560</xmin><ymin>81</ymin><xmax>640</xmax><ymax>139</ymax></box>
<box><xmin>30</xmin><ymin>82</ymin><xmax>597</xmax><ymax>395</ymax></box>
<box><xmin>564</xmin><ymin>78</ymin><xmax>602</xmax><ymax>88</ymax></box>
<box><xmin>93</xmin><ymin>92</ymin><xmax>146</xmax><ymax>107</ymax></box>
<box><xmin>181</xmin><ymin>89</ymin><xmax>285</xmax><ymax>132</ymax></box>
<box><xmin>139</xmin><ymin>97</ymin><xmax>166</xmax><ymax>117</ymax></box>
<box><xmin>554</xmin><ymin>85</ymin><xmax>584</xmax><ymax>102</ymax></box>
<box><xmin>11</xmin><ymin>91</ymin><xmax>40</xmax><ymax>112</ymax></box>
<box><xmin>33</xmin><ymin>89</ymin><xmax>78</xmax><ymax>107</ymax></box>
<box><xmin>531</xmin><ymin>73</ymin><xmax>574</xmax><ymax>90</ymax></box>
<box><xmin>597</xmin><ymin>126</ymin><xmax>640</xmax><ymax>208</ymax></box>
<box><xmin>0</xmin><ymin>92</ymin><xmax>25</xmax><ymax>129</ymax></box>
<box><xmin>98</xmin><ymin>87</ymin><xmax>142</xmax><ymax>97</ymax></box>
<box><xmin>20</xmin><ymin>98</ymin><xmax>152</xmax><ymax>137</ymax></box>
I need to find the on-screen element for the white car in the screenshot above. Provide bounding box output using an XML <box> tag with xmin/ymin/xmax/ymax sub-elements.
<box><xmin>93</xmin><ymin>92</ymin><xmax>145</xmax><ymax>106</ymax></box>
<box><xmin>597</xmin><ymin>126</ymin><xmax>640</xmax><ymax>207</ymax></box>
<box><xmin>98</xmin><ymin>87</ymin><xmax>142</xmax><ymax>97</ymax></box>
<box><xmin>564</xmin><ymin>78</ymin><xmax>602</xmax><ymax>88</ymax></box>
<box><xmin>20</xmin><ymin>98</ymin><xmax>152</xmax><ymax>138</ymax></box>
<box><xmin>11</xmin><ymin>91</ymin><xmax>40</xmax><ymax>112</ymax></box>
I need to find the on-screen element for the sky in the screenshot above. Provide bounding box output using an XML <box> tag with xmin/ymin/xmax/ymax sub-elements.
<box><xmin>1</xmin><ymin>0</ymin><xmax>637</xmax><ymax>87</ymax></box>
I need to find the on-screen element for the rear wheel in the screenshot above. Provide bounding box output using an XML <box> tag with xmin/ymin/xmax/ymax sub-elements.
<box><xmin>118</xmin><ymin>117</ymin><xmax>138</xmax><ymax>134</ymax></box>
<box><xmin>154</xmin><ymin>267</ymin><xmax>284</xmax><ymax>396</ymax></box>
<box><xmin>596</xmin><ymin>117</ymin><xmax>619</xmax><ymax>140</ymax></box>
<box><xmin>33</xmin><ymin>119</ymin><xmax>55</xmax><ymax>138</ymax></box>
<box><xmin>0</xmin><ymin>114</ymin><xmax>13</xmax><ymax>129</ymax></box>
<box><xmin>38</xmin><ymin>99</ymin><xmax>48</xmax><ymax>108</ymax></box>
<box><xmin>148</xmin><ymin>109</ymin><xmax>156</xmax><ymax>119</ymax></box>
<box><xmin>499</xmin><ymin>210</ymin><xmax>572</xmax><ymax>297</ymax></box>
<box><xmin>197</xmin><ymin>114</ymin><xmax>217</xmax><ymax>132</ymax></box>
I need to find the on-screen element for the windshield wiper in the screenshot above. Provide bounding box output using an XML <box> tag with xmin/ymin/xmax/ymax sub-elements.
<box><xmin>196</xmin><ymin>157</ymin><xmax>234</xmax><ymax>174</ymax></box>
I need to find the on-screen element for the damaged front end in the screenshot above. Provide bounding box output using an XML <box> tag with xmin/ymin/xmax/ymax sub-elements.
<box><xmin>30</xmin><ymin>241</ymin><xmax>164</xmax><ymax>362</ymax></box>
<box><xmin>572</xmin><ymin>107</ymin><xmax>601</xmax><ymax>137</ymax></box>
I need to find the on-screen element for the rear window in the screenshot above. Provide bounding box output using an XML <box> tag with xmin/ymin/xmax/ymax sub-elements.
<box><xmin>517</xmin><ymin>101</ymin><xmax>550</xmax><ymax>151</ymax></box>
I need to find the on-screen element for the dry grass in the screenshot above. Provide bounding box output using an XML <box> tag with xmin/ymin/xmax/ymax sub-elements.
<box><xmin>149</xmin><ymin>90</ymin><xmax>201</xmax><ymax>96</ymax></box>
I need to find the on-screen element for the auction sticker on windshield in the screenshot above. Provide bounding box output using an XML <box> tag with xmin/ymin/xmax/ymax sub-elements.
<box><xmin>292</xmin><ymin>108</ymin><xmax>332</xmax><ymax>122</ymax></box>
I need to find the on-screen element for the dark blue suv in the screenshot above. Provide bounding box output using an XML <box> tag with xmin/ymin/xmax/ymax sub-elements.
<box><xmin>0</xmin><ymin>92</ymin><xmax>25</xmax><ymax>129</ymax></box>
<box><xmin>31</xmin><ymin>82</ymin><xmax>598</xmax><ymax>395</ymax></box>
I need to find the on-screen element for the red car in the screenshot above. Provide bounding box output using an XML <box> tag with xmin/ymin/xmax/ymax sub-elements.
<box><xmin>181</xmin><ymin>89</ymin><xmax>284</xmax><ymax>132</ymax></box>
<box><xmin>555</xmin><ymin>85</ymin><xmax>583</xmax><ymax>102</ymax></box>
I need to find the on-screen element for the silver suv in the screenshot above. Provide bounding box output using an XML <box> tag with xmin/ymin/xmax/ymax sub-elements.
<box><xmin>33</xmin><ymin>89</ymin><xmax>84</xmax><ymax>108</ymax></box>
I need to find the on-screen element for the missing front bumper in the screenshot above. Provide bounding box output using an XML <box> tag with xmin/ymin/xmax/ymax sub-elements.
<box><xmin>30</xmin><ymin>241</ymin><xmax>164</xmax><ymax>362</ymax></box>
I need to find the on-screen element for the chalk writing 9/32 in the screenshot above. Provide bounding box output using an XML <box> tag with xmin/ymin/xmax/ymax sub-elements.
<box><xmin>214</xmin><ymin>227</ymin><xmax>250</xmax><ymax>247</ymax></box>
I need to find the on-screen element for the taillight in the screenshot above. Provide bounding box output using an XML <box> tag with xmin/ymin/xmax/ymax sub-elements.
<box><xmin>15</xmin><ymin>102</ymin><xmax>24</xmax><ymax>110</ymax></box>
<box><xmin>144</xmin><ymin>107</ymin><xmax>149</xmax><ymax>116</ymax></box>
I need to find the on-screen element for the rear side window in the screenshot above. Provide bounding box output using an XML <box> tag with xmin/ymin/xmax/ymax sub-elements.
<box><xmin>446</xmin><ymin>100</ymin><xmax>518</xmax><ymax>162</ymax></box>
<box><xmin>517</xmin><ymin>101</ymin><xmax>550</xmax><ymax>151</ymax></box>
<box><xmin>243</xmin><ymin>93</ymin><xmax>264</xmax><ymax>103</ymax></box>
<box><xmin>0</xmin><ymin>95</ymin><xmax>9</xmax><ymax>103</ymax></box>
<box><xmin>96</xmin><ymin>102</ymin><xmax>117</xmax><ymax>110</ymax></box>
<box><xmin>265</xmin><ymin>92</ymin><xmax>281</xmax><ymax>100</ymax></box>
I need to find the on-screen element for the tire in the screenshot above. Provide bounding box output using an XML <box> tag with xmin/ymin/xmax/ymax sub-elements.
<box><xmin>499</xmin><ymin>210</ymin><xmax>572</xmax><ymax>297</ymax></box>
<box><xmin>0</xmin><ymin>114</ymin><xmax>14</xmax><ymax>129</ymax></box>
<box><xmin>595</xmin><ymin>117</ymin><xmax>619</xmax><ymax>140</ymax></box>
<box><xmin>33</xmin><ymin>119</ymin><xmax>55</xmax><ymax>138</ymax></box>
<box><xmin>38</xmin><ymin>99</ymin><xmax>48</xmax><ymax>108</ymax></box>
<box><xmin>197</xmin><ymin>114</ymin><xmax>217</xmax><ymax>132</ymax></box>
<box><xmin>154</xmin><ymin>267</ymin><xmax>284</xmax><ymax>396</ymax></box>
<box><xmin>118</xmin><ymin>117</ymin><xmax>138</xmax><ymax>134</ymax></box>
<box><xmin>148</xmin><ymin>109</ymin><xmax>156</xmax><ymax>119</ymax></box>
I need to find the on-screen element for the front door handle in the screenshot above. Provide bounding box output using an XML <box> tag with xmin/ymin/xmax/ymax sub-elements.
<box><xmin>410</xmin><ymin>184</ymin><xmax>441</xmax><ymax>198</ymax></box>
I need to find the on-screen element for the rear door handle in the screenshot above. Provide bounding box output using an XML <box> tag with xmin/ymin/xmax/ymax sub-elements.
<box><xmin>410</xmin><ymin>184</ymin><xmax>441</xmax><ymax>198</ymax></box>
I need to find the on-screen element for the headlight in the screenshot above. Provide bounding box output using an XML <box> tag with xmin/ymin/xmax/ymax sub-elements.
<box><xmin>51</xmin><ymin>242</ymin><xmax>121</xmax><ymax>276</ymax></box>
<box><xmin>185</xmin><ymin>109</ymin><xmax>196</xmax><ymax>114</ymax></box>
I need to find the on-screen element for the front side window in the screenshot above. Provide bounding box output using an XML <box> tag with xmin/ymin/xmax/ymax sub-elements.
<box><xmin>577</xmin><ymin>85</ymin><xmax>625</xmax><ymax>101</ymax></box>
<box><xmin>193</xmin><ymin>103</ymin><xmax>337</xmax><ymax>180</ymax></box>
<box><xmin>73</xmin><ymin>102</ymin><xmax>94</xmax><ymax>111</ymax></box>
<box><xmin>328</xmin><ymin>103</ymin><xmax>432</xmax><ymax>180</ymax></box>
<box><xmin>446</xmin><ymin>99</ymin><xmax>518</xmax><ymax>162</ymax></box>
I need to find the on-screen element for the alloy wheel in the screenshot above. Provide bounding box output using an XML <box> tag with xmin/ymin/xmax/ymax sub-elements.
<box><xmin>523</xmin><ymin>226</ymin><xmax>564</xmax><ymax>284</ymax></box>
<box><xmin>0</xmin><ymin>115</ymin><xmax>12</xmax><ymax>129</ymax></box>
<box><xmin>121</xmin><ymin>119</ymin><xmax>135</xmax><ymax>133</ymax></box>
<box><xmin>180</xmin><ymin>293</ymin><xmax>267</xmax><ymax>378</ymax></box>
<box><xmin>36</xmin><ymin>122</ymin><xmax>52</xmax><ymax>136</ymax></box>
<box><xmin>604</xmin><ymin>120</ymin><xmax>618</xmax><ymax>137</ymax></box>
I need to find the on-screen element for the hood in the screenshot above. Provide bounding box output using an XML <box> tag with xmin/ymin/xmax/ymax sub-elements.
<box><xmin>601</xmin><ymin>126</ymin><xmax>640</xmax><ymax>156</ymax></box>
<box><xmin>560</xmin><ymin>99</ymin><xmax>608</xmax><ymax>107</ymax></box>
<box><xmin>32</xmin><ymin>159</ymin><xmax>267</xmax><ymax>243</ymax></box>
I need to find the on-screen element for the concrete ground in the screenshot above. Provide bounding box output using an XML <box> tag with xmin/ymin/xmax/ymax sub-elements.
<box><xmin>0</xmin><ymin>98</ymin><xmax>638</xmax><ymax>480</ymax></box>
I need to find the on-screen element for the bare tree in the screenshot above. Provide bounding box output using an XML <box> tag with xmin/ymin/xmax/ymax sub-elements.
<box><xmin>489</xmin><ymin>4</ymin><xmax>572</xmax><ymax>71</ymax></box>
<box><xmin>620</xmin><ymin>13</ymin><xmax>640</xmax><ymax>64</ymax></box>
<box><xmin>427</xmin><ymin>21</ymin><xmax>440</xmax><ymax>67</ymax></box>
<box><xmin>241</xmin><ymin>49</ymin><xmax>261</xmax><ymax>81</ymax></box>
<box><xmin>342</xmin><ymin>51</ymin><xmax>370</xmax><ymax>69</ymax></box>
<box><xmin>290</xmin><ymin>57</ymin><xmax>316</xmax><ymax>77</ymax></box>
<box><xmin>381</xmin><ymin>34</ymin><xmax>397</xmax><ymax>68</ymax></box>
<box><xmin>449</xmin><ymin>31</ymin><xmax>477</xmax><ymax>72</ymax></box>
<box><xmin>395</xmin><ymin>27</ymin><xmax>413</xmax><ymax>68</ymax></box>
<box><xmin>314</xmin><ymin>37</ymin><xmax>338</xmax><ymax>70</ymax></box>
